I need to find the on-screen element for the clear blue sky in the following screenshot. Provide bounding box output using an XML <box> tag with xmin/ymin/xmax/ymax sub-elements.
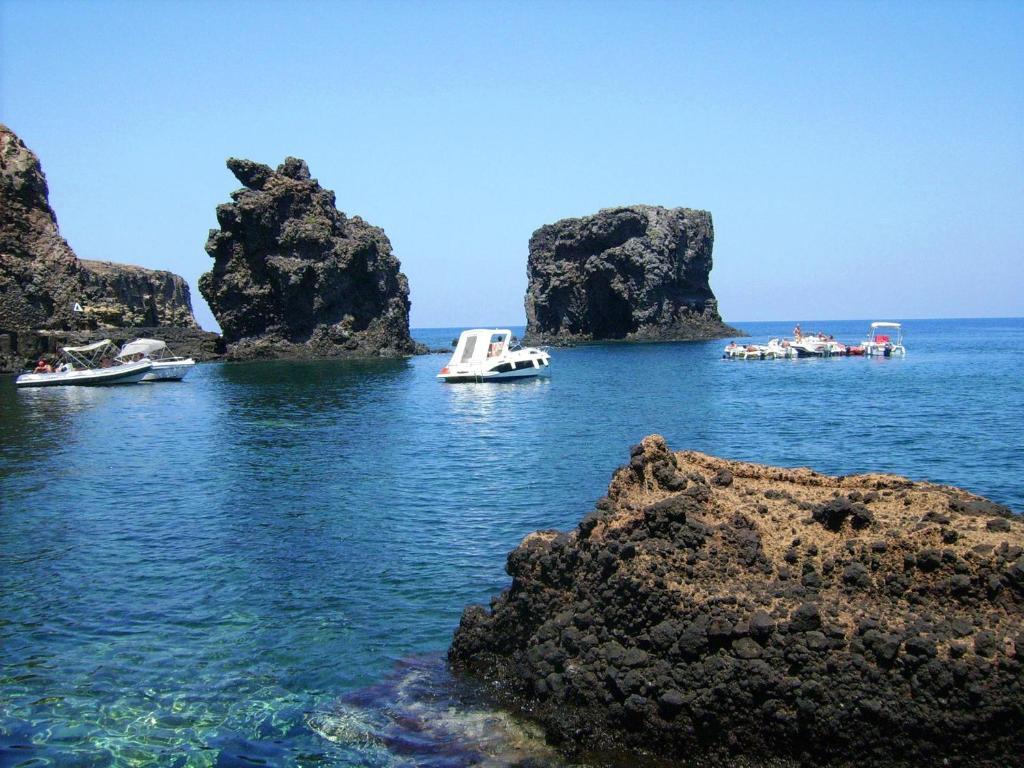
<box><xmin>2</xmin><ymin>0</ymin><xmax>1021</xmax><ymax>330</ymax></box>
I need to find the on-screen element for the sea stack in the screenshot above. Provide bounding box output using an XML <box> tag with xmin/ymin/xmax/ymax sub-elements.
<box><xmin>0</xmin><ymin>124</ymin><xmax>197</xmax><ymax>332</ymax></box>
<box><xmin>524</xmin><ymin>205</ymin><xmax>739</xmax><ymax>344</ymax></box>
<box><xmin>199</xmin><ymin>157</ymin><xmax>418</xmax><ymax>360</ymax></box>
<box><xmin>450</xmin><ymin>436</ymin><xmax>1023</xmax><ymax>766</ymax></box>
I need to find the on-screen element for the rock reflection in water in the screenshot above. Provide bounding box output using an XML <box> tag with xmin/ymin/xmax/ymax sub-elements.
<box><xmin>307</xmin><ymin>654</ymin><xmax>567</xmax><ymax>767</ymax></box>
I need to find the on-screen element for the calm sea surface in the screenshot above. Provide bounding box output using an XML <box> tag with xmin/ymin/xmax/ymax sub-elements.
<box><xmin>1</xmin><ymin>318</ymin><xmax>1022</xmax><ymax>766</ymax></box>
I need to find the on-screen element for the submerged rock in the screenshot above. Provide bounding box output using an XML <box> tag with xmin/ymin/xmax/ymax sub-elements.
<box><xmin>199</xmin><ymin>157</ymin><xmax>418</xmax><ymax>360</ymax></box>
<box><xmin>524</xmin><ymin>206</ymin><xmax>740</xmax><ymax>344</ymax></box>
<box><xmin>0</xmin><ymin>124</ymin><xmax>197</xmax><ymax>333</ymax></box>
<box><xmin>450</xmin><ymin>436</ymin><xmax>1023</xmax><ymax>766</ymax></box>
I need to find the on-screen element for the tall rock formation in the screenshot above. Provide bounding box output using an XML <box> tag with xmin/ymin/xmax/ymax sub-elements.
<box><xmin>0</xmin><ymin>124</ymin><xmax>197</xmax><ymax>331</ymax></box>
<box><xmin>524</xmin><ymin>206</ymin><xmax>739</xmax><ymax>343</ymax></box>
<box><xmin>198</xmin><ymin>157</ymin><xmax>417</xmax><ymax>359</ymax></box>
<box><xmin>451</xmin><ymin>436</ymin><xmax>1023</xmax><ymax>766</ymax></box>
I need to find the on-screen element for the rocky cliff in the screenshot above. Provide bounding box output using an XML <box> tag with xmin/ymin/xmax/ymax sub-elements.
<box><xmin>451</xmin><ymin>436</ymin><xmax>1023</xmax><ymax>767</ymax></box>
<box><xmin>524</xmin><ymin>206</ymin><xmax>740</xmax><ymax>344</ymax></box>
<box><xmin>0</xmin><ymin>124</ymin><xmax>198</xmax><ymax>332</ymax></box>
<box><xmin>198</xmin><ymin>157</ymin><xmax>417</xmax><ymax>360</ymax></box>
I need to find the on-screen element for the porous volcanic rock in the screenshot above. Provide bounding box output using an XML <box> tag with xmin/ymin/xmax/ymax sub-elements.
<box><xmin>0</xmin><ymin>124</ymin><xmax>197</xmax><ymax>331</ymax></box>
<box><xmin>198</xmin><ymin>157</ymin><xmax>418</xmax><ymax>360</ymax></box>
<box><xmin>450</xmin><ymin>436</ymin><xmax>1023</xmax><ymax>767</ymax></box>
<box><xmin>524</xmin><ymin>206</ymin><xmax>740</xmax><ymax>344</ymax></box>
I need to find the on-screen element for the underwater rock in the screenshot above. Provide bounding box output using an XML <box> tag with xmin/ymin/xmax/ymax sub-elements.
<box><xmin>523</xmin><ymin>205</ymin><xmax>740</xmax><ymax>344</ymax></box>
<box><xmin>450</xmin><ymin>436</ymin><xmax>1023</xmax><ymax>766</ymax></box>
<box><xmin>199</xmin><ymin>156</ymin><xmax>419</xmax><ymax>360</ymax></box>
<box><xmin>0</xmin><ymin>124</ymin><xmax>197</xmax><ymax>333</ymax></box>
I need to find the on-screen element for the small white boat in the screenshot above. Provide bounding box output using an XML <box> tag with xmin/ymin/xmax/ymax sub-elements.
<box><xmin>15</xmin><ymin>339</ymin><xmax>153</xmax><ymax>388</ymax></box>
<box><xmin>790</xmin><ymin>334</ymin><xmax>847</xmax><ymax>357</ymax></box>
<box><xmin>862</xmin><ymin>322</ymin><xmax>906</xmax><ymax>357</ymax></box>
<box><xmin>765</xmin><ymin>338</ymin><xmax>799</xmax><ymax>358</ymax></box>
<box><xmin>723</xmin><ymin>342</ymin><xmax>766</xmax><ymax>359</ymax></box>
<box><xmin>723</xmin><ymin>339</ymin><xmax>798</xmax><ymax>360</ymax></box>
<box><xmin>438</xmin><ymin>329</ymin><xmax>551</xmax><ymax>382</ymax></box>
<box><xmin>116</xmin><ymin>338</ymin><xmax>195</xmax><ymax>381</ymax></box>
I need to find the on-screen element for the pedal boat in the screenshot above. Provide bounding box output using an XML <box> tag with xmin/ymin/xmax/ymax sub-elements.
<box><xmin>116</xmin><ymin>338</ymin><xmax>195</xmax><ymax>381</ymax></box>
<box><xmin>15</xmin><ymin>339</ymin><xmax>152</xmax><ymax>388</ymax></box>
<box><xmin>438</xmin><ymin>329</ymin><xmax>551</xmax><ymax>382</ymax></box>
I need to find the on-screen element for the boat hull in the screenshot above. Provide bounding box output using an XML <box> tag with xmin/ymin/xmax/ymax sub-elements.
<box><xmin>15</xmin><ymin>360</ymin><xmax>153</xmax><ymax>388</ymax></box>
<box><xmin>140</xmin><ymin>359</ymin><xmax>195</xmax><ymax>382</ymax></box>
<box><xmin>439</xmin><ymin>367</ymin><xmax>550</xmax><ymax>383</ymax></box>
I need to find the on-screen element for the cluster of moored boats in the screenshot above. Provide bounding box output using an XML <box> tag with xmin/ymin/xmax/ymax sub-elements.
<box><xmin>12</xmin><ymin>323</ymin><xmax>906</xmax><ymax>388</ymax></box>
<box><xmin>723</xmin><ymin>322</ymin><xmax>906</xmax><ymax>360</ymax></box>
<box><xmin>15</xmin><ymin>338</ymin><xmax>195</xmax><ymax>388</ymax></box>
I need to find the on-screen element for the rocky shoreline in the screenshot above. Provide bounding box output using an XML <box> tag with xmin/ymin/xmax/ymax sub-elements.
<box><xmin>450</xmin><ymin>436</ymin><xmax>1023</xmax><ymax>767</ymax></box>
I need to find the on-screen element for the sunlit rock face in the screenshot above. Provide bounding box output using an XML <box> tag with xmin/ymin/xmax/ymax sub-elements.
<box><xmin>199</xmin><ymin>156</ymin><xmax>417</xmax><ymax>360</ymax></box>
<box><xmin>524</xmin><ymin>205</ymin><xmax>739</xmax><ymax>344</ymax></box>
<box><xmin>451</xmin><ymin>435</ymin><xmax>1024</xmax><ymax>766</ymax></box>
<box><xmin>0</xmin><ymin>124</ymin><xmax>196</xmax><ymax>331</ymax></box>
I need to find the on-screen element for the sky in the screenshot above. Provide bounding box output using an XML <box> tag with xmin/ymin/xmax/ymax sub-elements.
<box><xmin>1</xmin><ymin>0</ymin><xmax>1021</xmax><ymax>331</ymax></box>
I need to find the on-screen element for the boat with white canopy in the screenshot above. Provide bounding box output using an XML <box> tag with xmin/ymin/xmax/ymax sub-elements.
<box><xmin>438</xmin><ymin>329</ymin><xmax>551</xmax><ymax>382</ymax></box>
<box><xmin>861</xmin><ymin>322</ymin><xmax>906</xmax><ymax>357</ymax></box>
<box><xmin>15</xmin><ymin>339</ymin><xmax>152</xmax><ymax>388</ymax></box>
<box><xmin>116</xmin><ymin>338</ymin><xmax>195</xmax><ymax>381</ymax></box>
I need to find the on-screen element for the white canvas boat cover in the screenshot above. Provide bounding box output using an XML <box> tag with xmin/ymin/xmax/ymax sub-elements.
<box><xmin>870</xmin><ymin>322</ymin><xmax>902</xmax><ymax>329</ymax></box>
<box><xmin>119</xmin><ymin>338</ymin><xmax>167</xmax><ymax>356</ymax></box>
<box><xmin>62</xmin><ymin>339</ymin><xmax>113</xmax><ymax>353</ymax></box>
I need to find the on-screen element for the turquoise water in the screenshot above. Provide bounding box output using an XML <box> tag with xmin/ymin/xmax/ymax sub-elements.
<box><xmin>1</xmin><ymin>318</ymin><xmax>1021</xmax><ymax>766</ymax></box>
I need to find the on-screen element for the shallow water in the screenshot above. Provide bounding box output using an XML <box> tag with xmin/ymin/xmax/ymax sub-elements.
<box><xmin>1</xmin><ymin>318</ymin><xmax>1021</xmax><ymax>765</ymax></box>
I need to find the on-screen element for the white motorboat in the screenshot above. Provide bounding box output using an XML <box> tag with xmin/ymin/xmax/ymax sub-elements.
<box><xmin>765</xmin><ymin>338</ymin><xmax>799</xmax><ymax>358</ymax></box>
<box><xmin>723</xmin><ymin>339</ymin><xmax>798</xmax><ymax>360</ymax></box>
<box><xmin>15</xmin><ymin>339</ymin><xmax>152</xmax><ymax>388</ymax></box>
<box><xmin>116</xmin><ymin>338</ymin><xmax>195</xmax><ymax>381</ymax></box>
<box><xmin>438</xmin><ymin>329</ymin><xmax>551</xmax><ymax>382</ymax></box>
<box><xmin>862</xmin><ymin>322</ymin><xmax>906</xmax><ymax>357</ymax></box>
<box><xmin>790</xmin><ymin>333</ymin><xmax>847</xmax><ymax>357</ymax></box>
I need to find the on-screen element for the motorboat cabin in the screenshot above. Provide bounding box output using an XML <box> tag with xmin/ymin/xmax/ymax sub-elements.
<box><xmin>862</xmin><ymin>322</ymin><xmax>906</xmax><ymax>357</ymax></box>
<box><xmin>116</xmin><ymin>338</ymin><xmax>196</xmax><ymax>381</ymax></box>
<box><xmin>438</xmin><ymin>329</ymin><xmax>551</xmax><ymax>382</ymax></box>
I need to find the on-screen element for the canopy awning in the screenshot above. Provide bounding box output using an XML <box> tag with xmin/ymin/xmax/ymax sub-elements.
<box><xmin>869</xmin><ymin>322</ymin><xmax>902</xmax><ymax>329</ymax></box>
<box><xmin>118</xmin><ymin>338</ymin><xmax>167</xmax><ymax>357</ymax></box>
<box><xmin>62</xmin><ymin>339</ymin><xmax>113</xmax><ymax>353</ymax></box>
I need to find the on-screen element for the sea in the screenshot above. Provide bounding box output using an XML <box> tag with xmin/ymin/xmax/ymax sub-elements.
<box><xmin>1</xmin><ymin>317</ymin><xmax>1021</xmax><ymax>766</ymax></box>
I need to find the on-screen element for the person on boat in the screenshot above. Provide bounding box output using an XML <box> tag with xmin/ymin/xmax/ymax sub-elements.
<box><xmin>793</xmin><ymin>324</ymin><xmax>802</xmax><ymax>340</ymax></box>
<box><xmin>33</xmin><ymin>359</ymin><xmax>53</xmax><ymax>374</ymax></box>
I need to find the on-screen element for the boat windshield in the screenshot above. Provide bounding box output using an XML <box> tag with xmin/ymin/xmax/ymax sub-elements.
<box><xmin>486</xmin><ymin>333</ymin><xmax>508</xmax><ymax>357</ymax></box>
<box><xmin>60</xmin><ymin>340</ymin><xmax>120</xmax><ymax>369</ymax></box>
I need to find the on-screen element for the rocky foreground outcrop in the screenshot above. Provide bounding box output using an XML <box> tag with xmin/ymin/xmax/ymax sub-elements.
<box><xmin>451</xmin><ymin>436</ymin><xmax>1023</xmax><ymax>766</ymax></box>
<box><xmin>199</xmin><ymin>157</ymin><xmax>418</xmax><ymax>360</ymax></box>
<box><xmin>524</xmin><ymin>206</ymin><xmax>740</xmax><ymax>344</ymax></box>
<box><xmin>0</xmin><ymin>124</ymin><xmax>197</xmax><ymax>332</ymax></box>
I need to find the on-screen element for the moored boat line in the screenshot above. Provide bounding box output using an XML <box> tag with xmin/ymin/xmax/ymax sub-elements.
<box><xmin>724</xmin><ymin>321</ymin><xmax>906</xmax><ymax>360</ymax></box>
